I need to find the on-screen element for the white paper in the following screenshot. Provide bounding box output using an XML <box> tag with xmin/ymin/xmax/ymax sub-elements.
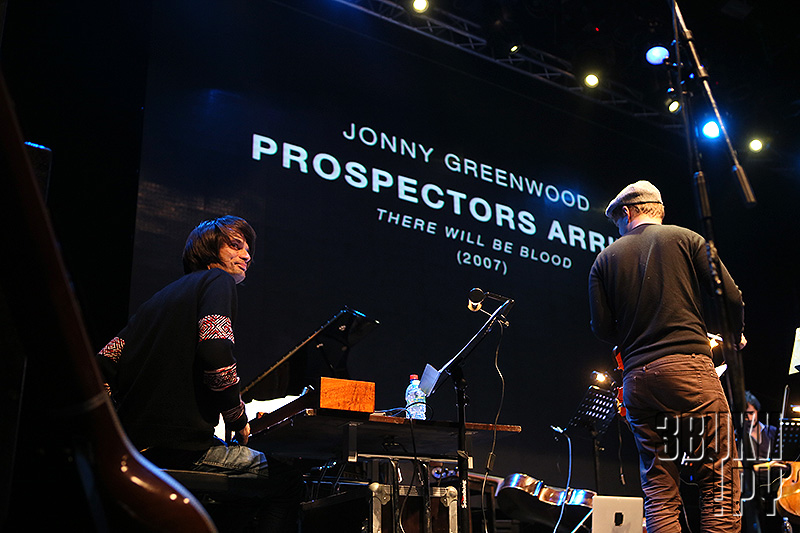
<box><xmin>789</xmin><ymin>327</ymin><xmax>800</xmax><ymax>375</ymax></box>
<box><xmin>214</xmin><ymin>394</ymin><xmax>302</xmax><ymax>440</ymax></box>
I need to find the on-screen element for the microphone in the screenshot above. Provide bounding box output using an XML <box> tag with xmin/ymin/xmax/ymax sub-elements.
<box><xmin>467</xmin><ymin>287</ymin><xmax>485</xmax><ymax>312</ymax></box>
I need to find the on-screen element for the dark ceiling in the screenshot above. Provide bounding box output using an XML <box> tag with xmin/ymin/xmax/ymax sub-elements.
<box><xmin>438</xmin><ymin>0</ymin><xmax>799</xmax><ymax>169</ymax></box>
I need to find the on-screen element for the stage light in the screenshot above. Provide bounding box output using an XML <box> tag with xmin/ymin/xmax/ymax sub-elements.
<box><xmin>583</xmin><ymin>73</ymin><xmax>600</xmax><ymax>88</ymax></box>
<box><xmin>591</xmin><ymin>370</ymin><xmax>615</xmax><ymax>389</ymax></box>
<box><xmin>708</xmin><ymin>333</ymin><xmax>722</xmax><ymax>350</ymax></box>
<box><xmin>664</xmin><ymin>89</ymin><xmax>682</xmax><ymax>114</ymax></box>
<box><xmin>411</xmin><ymin>0</ymin><xmax>429</xmax><ymax>14</ymax></box>
<box><xmin>701</xmin><ymin>120</ymin><xmax>720</xmax><ymax>139</ymax></box>
<box><xmin>486</xmin><ymin>17</ymin><xmax>524</xmax><ymax>57</ymax></box>
<box><xmin>748</xmin><ymin>138</ymin><xmax>764</xmax><ymax>152</ymax></box>
<box><xmin>646</xmin><ymin>45</ymin><xmax>670</xmax><ymax>66</ymax></box>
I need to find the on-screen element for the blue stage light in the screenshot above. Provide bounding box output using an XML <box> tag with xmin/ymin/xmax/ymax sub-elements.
<box><xmin>702</xmin><ymin>120</ymin><xmax>720</xmax><ymax>139</ymax></box>
<box><xmin>645</xmin><ymin>46</ymin><xmax>670</xmax><ymax>65</ymax></box>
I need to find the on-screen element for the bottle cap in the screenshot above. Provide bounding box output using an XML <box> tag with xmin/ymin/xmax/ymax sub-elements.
<box><xmin>410</xmin><ymin>374</ymin><xmax>419</xmax><ymax>380</ymax></box>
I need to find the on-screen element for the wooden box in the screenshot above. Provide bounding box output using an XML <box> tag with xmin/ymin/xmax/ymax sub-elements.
<box><xmin>318</xmin><ymin>376</ymin><xmax>375</xmax><ymax>413</ymax></box>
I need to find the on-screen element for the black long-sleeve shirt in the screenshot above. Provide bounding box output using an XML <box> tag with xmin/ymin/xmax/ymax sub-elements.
<box><xmin>96</xmin><ymin>268</ymin><xmax>247</xmax><ymax>452</ymax></box>
<box><xmin>589</xmin><ymin>223</ymin><xmax>744</xmax><ymax>371</ymax></box>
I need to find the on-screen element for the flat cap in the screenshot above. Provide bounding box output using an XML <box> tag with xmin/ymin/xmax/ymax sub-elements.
<box><xmin>605</xmin><ymin>180</ymin><xmax>663</xmax><ymax>218</ymax></box>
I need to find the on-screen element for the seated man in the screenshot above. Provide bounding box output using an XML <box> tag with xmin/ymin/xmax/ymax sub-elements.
<box><xmin>96</xmin><ymin>215</ymin><xmax>301</xmax><ymax>532</ymax></box>
<box><xmin>741</xmin><ymin>390</ymin><xmax>779</xmax><ymax>533</ymax></box>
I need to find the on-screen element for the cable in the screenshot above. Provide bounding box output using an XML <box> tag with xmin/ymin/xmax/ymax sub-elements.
<box><xmin>570</xmin><ymin>508</ymin><xmax>593</xmax><ymax>533</ymax></box>
<box><xmin>617</xmin><ymin>416</ymin><xmax>626</xmax><ymax>485</ymax></box>
<box><xmin>311</xmin><ymin>458</ymin><xmax>337</xmax><ymax>499</ymax></box>
<box><xmin>552</xmin><ymin>431</ymin><xmax>573</xmax><ymax>533</ymax></box>
<box><xmin>331</xmin><ymin>461</ymin><xmax>347</xmax><ymax>494</ymax></box>
<box><xmin>395</xmin><ymin>416</ymin><xmax>428</xmax><ymax>533</ymax></box>
<box><xmin>480</xmin><ymin>322</ymin><xmax>507</xmax><ymax>532</ymax></box>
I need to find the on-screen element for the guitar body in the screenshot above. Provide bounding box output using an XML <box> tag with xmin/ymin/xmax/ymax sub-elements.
<box><xmin>1</xmin><ymin>73</ymin><xmax>215</xmax><ymax>532</ymax></box>
<box><xmin>495</xmin><ymin>473</ymin><xmax>594</xmax><ymax>530</ymax></box>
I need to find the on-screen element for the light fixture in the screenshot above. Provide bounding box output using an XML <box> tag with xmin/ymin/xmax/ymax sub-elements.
<box><xmin>591</xmin><ymin>370</ymin><xmax>615</xmax><ymax>389</ymax></box>
<box><xmin>410</xmin><ymin>0</ymin><xmax>429</xmax><ymax>14</ymax></box>
<box><xmin>748</xmin><ymin>138</ymin><xmax>764</xmax><ymax>153</ymax></box>
<box><xmin>664</xmin><ymin>88</ymin><xmax>681</xmax><ymax>114</ymax></box>
<box><xmin>645</xmin><ymin>45</ymin><xmax>670</xmax><ymax>66</ymax></box>
<box><xmin>666</xmin><ymin>99</ymin><xmax>681</xmax><ymax>114</ymax></box>
<box><xmin>486</xmin><ymin>16</ymin><xmax>523</xmax><ymax>57</ymax></box>
<box><xmin>708</xmin><ymin>333</ymin><xmax>722</xmax><ymax>350</ymax></box>
<box><xmin>571</xmin><ymin>31</ymin><xmax>611</xmax><ymax>91</ymax></box>
<box><xmin>701</xmin><ymin>120</ymin><xmax>720</xmax><ymax>139</ymax></box>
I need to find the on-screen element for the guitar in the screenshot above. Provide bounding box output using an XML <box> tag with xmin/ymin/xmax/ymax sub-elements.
<box><xmin>611</xmin><ymin>333</ymin><xmax>726</xmax><ymax>420</ymax></box>
<box><xmin>1</xmin><ymin>72</ymin><xmax>216</xmax><ymax>531</ymax></box>
<box><xmin>612</xmin><ymin>347</ymin><xmax>626</xmax><ymax>417</ymax></box>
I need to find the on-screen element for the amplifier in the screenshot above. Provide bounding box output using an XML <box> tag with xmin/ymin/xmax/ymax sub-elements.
<box><xmin>301</xmin><ymin>482</ymin><xmax>457</xmax><ymax>533</ymax></box>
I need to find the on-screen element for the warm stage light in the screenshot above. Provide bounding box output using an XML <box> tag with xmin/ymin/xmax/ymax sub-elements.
<box><xmin>748</xmin><ymin>138</ymin><xmax>764</xmax><ymax>152</ymax></box>
<box><xmin>411</xmin><ymin>0</ymin><xmax>429</xmax><ymax>13</ymax></box>
<box><xmin>591</xmin><ymin>370</ymin><xmax>615</xmax><ymax>389</ymax></box>
<box><xmin>708</xmin><ymin>333</ymin><xmax>722</xmax><ymax>349</ymax></box>
<box><xmin>664</xmin><ymin>90</ymin><xmax>681</xmax><ymax>114</ymax></box>
<box><xmin>646</xmin><ymin>46</ymin><xmax>670</xmax><ymax>65</ymax></box>
<box><xmin>583</xmin><ymin>73</ymin><xmax>600</xmax><ymax>88</ymax></box>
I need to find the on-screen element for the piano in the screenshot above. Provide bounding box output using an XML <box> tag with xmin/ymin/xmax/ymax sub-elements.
<box><xmin>241</xmin><ymin>306</ymin><xmax>379</xmax><ymax>403</ymax></box>
<box><xmin>239</xmin><ymin>307</ymin><xmax>521</xmax><ymax>465</ymax></box>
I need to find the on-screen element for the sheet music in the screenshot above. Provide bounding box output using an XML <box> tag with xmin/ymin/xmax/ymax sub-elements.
<box><xmin>789</xmin><ymin>327</ymin><xmax>800</xmax><ymax>375</ymax></box>
<box><xmin>214</xmin><ymin>394</ymin><xmax>302</xmax><ymax>440</ymax></box>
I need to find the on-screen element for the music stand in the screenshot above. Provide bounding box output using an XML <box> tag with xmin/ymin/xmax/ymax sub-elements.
<box><xmin>564</xmin><ymin>385</ymin><xmax>617</xmax><ymax>491</ymax></box>
<box><xmin>773</xmin><ymin>418</ymin><xmax>800</xmax><ymax>462</ymax></box>
<box><xmin>418</xmin><ymin>293</ymin><xmax>514</xmax><ymax>533</ymax></box>
<box><xmin>418</xmin><ymin>297</ymin><xmax>514</xmax><ymax>397</ymax></box>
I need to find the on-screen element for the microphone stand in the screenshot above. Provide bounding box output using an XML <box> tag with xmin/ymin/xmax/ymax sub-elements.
<box><xmin>671</xmin><ymin>0</ymin><xmax>756</xmax><ymax>208</ymax></box>
<box><xmin>669</xmin><ymin>0</ymin><xmax>756</xmax><ymax>499</ymax></box>
<box><xmin>419</xmin><ymin>294</ymin><xmax>514</xmax><ymax>533</ymax></box>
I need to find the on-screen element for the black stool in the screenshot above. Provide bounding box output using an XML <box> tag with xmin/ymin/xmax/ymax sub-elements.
<box><xmin>163</xmin><ymin>470</ymin><xmax>269</xmax><ymax>533</ymax></box>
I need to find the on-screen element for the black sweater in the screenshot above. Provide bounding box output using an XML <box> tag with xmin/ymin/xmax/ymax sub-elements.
<box><xmin>589</xmin><ymin>223</ymin><xmax>744</xmax><ymax>371</ymax></box>
<box><xmin>96</xmin><ymin>268</ymin><xmax>248</xmax><ymax>452</ymax></box>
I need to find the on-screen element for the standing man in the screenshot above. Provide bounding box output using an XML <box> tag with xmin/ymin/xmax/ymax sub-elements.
<box><xmin>96</xmin><ymin>215</ymin><xmax>300</xmax><ymax>532</ymax></box>
<box><xmin>589</xmin><ymin>181</ymin><xmax>744</xmax><ymax>533</ymax></box>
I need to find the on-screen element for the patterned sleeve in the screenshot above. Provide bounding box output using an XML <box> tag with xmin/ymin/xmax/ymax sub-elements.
<box><xmin>96</xmin><ymin>336</ymin><xmax>125</xmax><ymax>396</ymax></box>
<box><xmin>196</xmin><ymin>272</ymin><xmax>248</xmax><ymax>431</ymax></box>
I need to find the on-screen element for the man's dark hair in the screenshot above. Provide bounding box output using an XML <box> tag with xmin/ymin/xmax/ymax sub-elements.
<box><xmin>745</xmin><ymin>390</ymin><xmax>761</xmax><ymax>412</ymax></box>
<box><xmin>182</xmin><ymin>215</ymin><xmax>256</xmax><ymax>274</ymax></box>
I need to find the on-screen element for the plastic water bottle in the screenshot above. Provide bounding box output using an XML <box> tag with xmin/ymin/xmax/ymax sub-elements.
<box><xmin>405</xmin><ymin>374</ymin><xmax>426</xmax><ymax>420</ymax></box>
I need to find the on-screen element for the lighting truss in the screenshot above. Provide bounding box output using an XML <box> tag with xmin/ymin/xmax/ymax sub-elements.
<box><xmin>333</xmin><ymin>0</ymin><xmax>683</xmax><ymax>132</ymax></box>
